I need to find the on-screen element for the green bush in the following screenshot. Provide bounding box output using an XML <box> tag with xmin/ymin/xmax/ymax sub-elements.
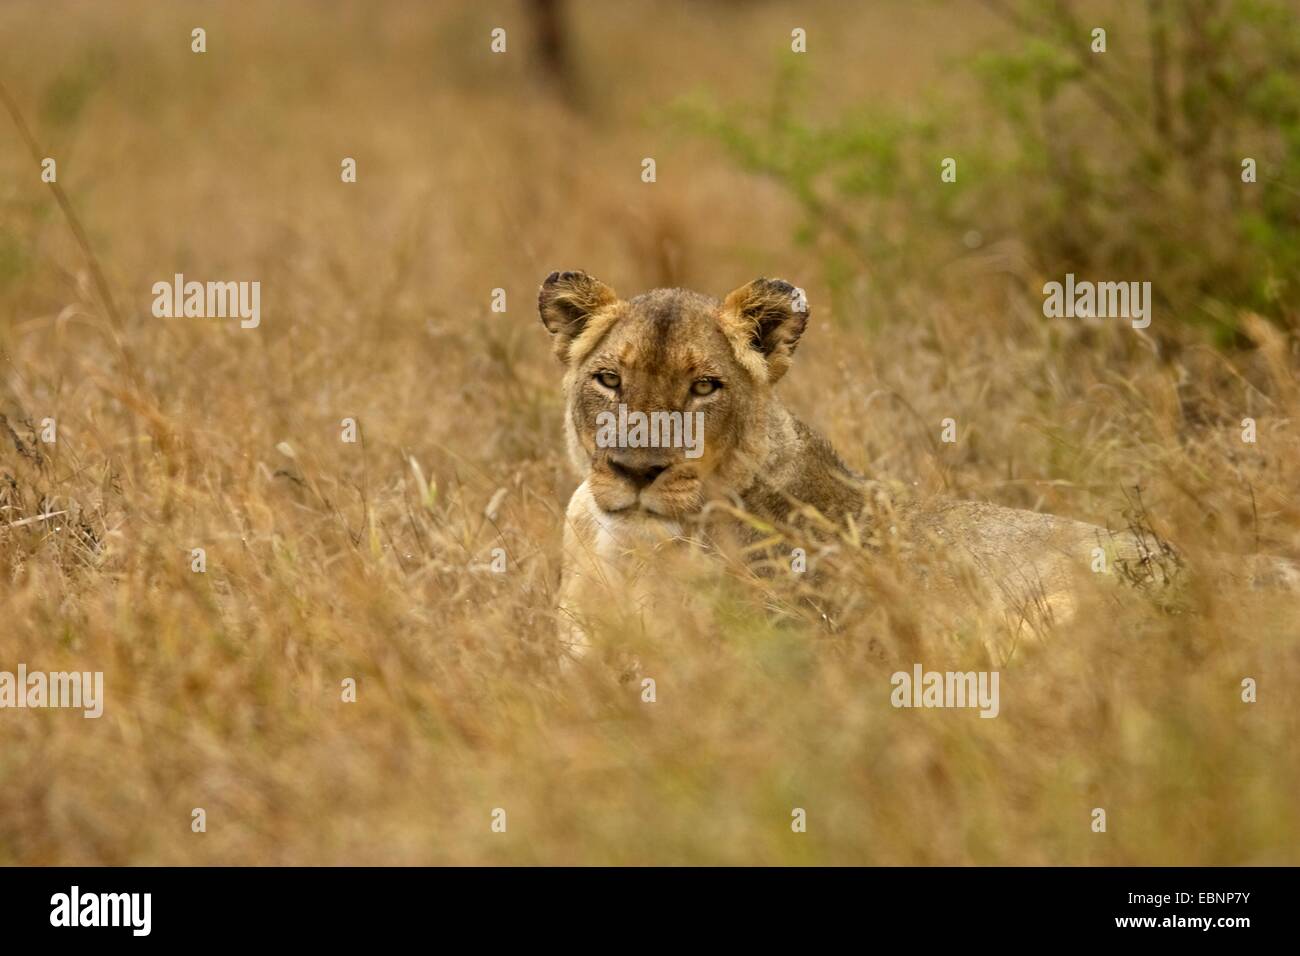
<box><xmin>677</xmin><ymin>0</ymin><xmax>1300</xmax><ymax>344</ymax></box>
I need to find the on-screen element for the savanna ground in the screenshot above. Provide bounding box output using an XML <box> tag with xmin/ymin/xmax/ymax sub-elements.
<box><xmin>2</xmin><ymin>0</ymin><xmax>1299</xmax><ymax>865</ymax></box>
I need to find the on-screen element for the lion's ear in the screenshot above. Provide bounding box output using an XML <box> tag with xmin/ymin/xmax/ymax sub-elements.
<box><xmin>538</xmin><ymin>270</ymin><xmax>618</xmax><ymax>362</ymax></box>
<box><xmin>721</xmin><ymin>278</ymin><xmax>809</xmax><ymax>383</ymax></box>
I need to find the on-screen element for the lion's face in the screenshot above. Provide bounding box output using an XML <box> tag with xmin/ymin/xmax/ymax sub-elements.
<box><xmin>539</xmin><ymin>272</ymin><xmax>808</xmax><ymax>519</ymax></box>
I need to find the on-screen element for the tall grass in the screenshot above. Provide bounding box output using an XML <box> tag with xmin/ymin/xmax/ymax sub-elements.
<box><xmin>1</xmin><ymin>0</ymin><xmax>1297</xmax><ymax>865</ymax></box>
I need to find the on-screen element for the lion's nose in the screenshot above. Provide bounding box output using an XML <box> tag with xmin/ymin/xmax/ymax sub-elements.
<box><xmin>608</xmin><ymin>455</ymin><xmax>669</xmax><ymax>490</ymax></box>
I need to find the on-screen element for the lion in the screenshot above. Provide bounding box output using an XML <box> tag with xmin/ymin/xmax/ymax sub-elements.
<box><xmin>537</xmin><ymin>270</ymin><xmax>1295</xmax><ymax>658</ymax></box>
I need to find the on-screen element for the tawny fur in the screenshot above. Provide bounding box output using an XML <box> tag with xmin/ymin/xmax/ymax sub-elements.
<box><xmin>539</xmin><ymin>272</ymin><xmax>1295</xmax><ymax>656</ymax></box>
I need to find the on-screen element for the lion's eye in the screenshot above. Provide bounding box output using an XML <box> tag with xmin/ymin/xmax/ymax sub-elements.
<box><xmin>595</xmin><ymin>371</ymin><xmax>621</xmax><ymax>390</ymax></box>
<box><xmin>691</xmin><ymin>378</ymin><xmax>720</xmax><ymax>397</ymax></box>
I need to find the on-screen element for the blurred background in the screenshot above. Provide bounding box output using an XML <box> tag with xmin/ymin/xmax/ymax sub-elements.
<box><xmin>1</xmin><ymin>0</ymin><xmax>1298</xmax><ymax>865</ymax></box>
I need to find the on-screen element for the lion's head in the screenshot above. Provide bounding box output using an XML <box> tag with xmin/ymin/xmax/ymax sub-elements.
<box><xmin>538</xmin><ymin>270</ymin><xmax>808</xmax><ymax>519</ymax></box>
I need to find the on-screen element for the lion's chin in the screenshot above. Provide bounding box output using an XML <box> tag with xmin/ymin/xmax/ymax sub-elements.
<box><xmin>636</xmin><ymin>500</ymin><xmax>693</xmax><ymax>520</ymax></box>
<box><xmin>588</xmin><ymin>479</ymin><xmax>700</xmax><ymax>521</ymax></box>
<box><xmin>594</xmin><ymin>499</ymin><xmax>685</xmax><ymax>521</ymax></box>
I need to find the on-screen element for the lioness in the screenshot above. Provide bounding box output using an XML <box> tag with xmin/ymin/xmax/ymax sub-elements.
<box><xmin>538</xmin><ymin>270</ymin><xmax>1290</xmax><ymax>656</ymax></box>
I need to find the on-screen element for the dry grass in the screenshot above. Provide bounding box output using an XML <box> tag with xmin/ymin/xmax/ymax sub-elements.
<box><xmin>1</xmin><ymin>0</ymin><xmax>1298</xmax><ymax>865</ymax></box>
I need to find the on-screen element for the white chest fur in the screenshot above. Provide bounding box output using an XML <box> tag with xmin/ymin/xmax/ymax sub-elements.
<box><xmin>557</xmin><ymin>480</ymin><xmax>686</xmax><ymax>656</ymax></box>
